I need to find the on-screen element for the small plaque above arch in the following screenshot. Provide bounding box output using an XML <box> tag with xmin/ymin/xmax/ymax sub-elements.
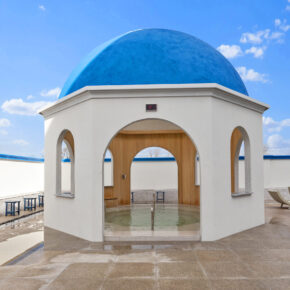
<box><xmin>146</xmin><ymin>104</ymin><xmax>157</xmax><ymax>112</ymax></box>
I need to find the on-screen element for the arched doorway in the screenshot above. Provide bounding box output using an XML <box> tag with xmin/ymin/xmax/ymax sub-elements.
<box><xmin>103</xmin><ymin>118</ymin><xmax>200</xmax><ymax>241</ymax></box>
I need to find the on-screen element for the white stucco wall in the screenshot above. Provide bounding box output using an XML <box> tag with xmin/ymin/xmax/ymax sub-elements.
<box><xmin>207</xmin><ymin>97</ymin><xmax>265</xmax><ymax>241</ymax></box>
<box><xmin>0</xmin><ymin>159</ymin><xmax>43</xmax><ymax>199</ymax></box>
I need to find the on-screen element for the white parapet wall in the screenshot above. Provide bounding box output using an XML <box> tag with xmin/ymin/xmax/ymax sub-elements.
<box><xmin>131</xmin><ymin>159</ymin><xmax>178</xmax><ymax>190</ymax></box>
<box><xmin>0</xmin><ymin>156</ymin><xmax>44</xmax><ymax>199</ymax></box>
<box><xmin>0</xmin><ymin>155</ymin><xmax>290</xmax><ymax>200</ymax></box>
<box><xmin>264</xmin><ymin>158</ymin><xmax>290</xmax><ymax>188</ymax></box>
<box><xmin>104</xmin><ymin>157</ymin><xmax>290</xmax><ymax>194</ymax></box>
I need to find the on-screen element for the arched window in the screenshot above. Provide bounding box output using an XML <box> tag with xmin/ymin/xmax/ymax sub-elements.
<box><xmin>56</xmin><ymin>130</ymin><xmax>75</xmax><ymax>197</ymax></box>
<box><xmin>231</xmin><ymin>127</ymin><xmax>251</xmax><ymax>195</ymax></box>
<box><xmin>104</xmin><ymin>149</ymin><xmax>114</xmax><ymax>186</ymax></box>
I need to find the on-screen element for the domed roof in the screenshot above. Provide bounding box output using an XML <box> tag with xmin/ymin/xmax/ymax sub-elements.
<box><xmin>59</xmin><ymin>29</ymin><xmax>248</xmax><ymax>99</ymax></box>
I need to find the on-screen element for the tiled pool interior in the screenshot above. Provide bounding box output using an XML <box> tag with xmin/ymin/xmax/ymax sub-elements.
<box><xmin>105</xmin><ymin>204</ymin><xmax>200</xmax><ymax>233</ymax></box>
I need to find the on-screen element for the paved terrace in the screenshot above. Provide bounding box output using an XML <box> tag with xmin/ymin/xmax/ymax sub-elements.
<box><xmin>0</xmin><ymin>207</ymin><xmax>43</xmax><ymax>226</ymax></box>
<box><xmin>0</xmin><ymin>204</ymin><xmax>289</xmax><ymax>290</ymax></box>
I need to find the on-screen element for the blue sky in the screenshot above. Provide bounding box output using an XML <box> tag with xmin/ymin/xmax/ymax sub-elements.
<box><xmin>0</xmin><ymin>0</ymin><xmax>290</xmax><ymax>157</ymax></box>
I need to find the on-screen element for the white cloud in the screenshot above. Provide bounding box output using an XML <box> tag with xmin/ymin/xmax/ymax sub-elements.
<box><xmin>263</xmin><ymin>117</ymin><xmax>290</xmax><ymax>154</ymax></box>
<box><xmin>263</xmin><ymin>116</ymin><xmax>276</xmax><ymax>126</ymax></box>
<box><xmin>275</xmin><ymin>19</ymin><xmax>281</xmax><ymax>27</ymax></box>
<box><xmin>13</xmin><ymin>139</ymin><xmax>29</xmax><ymax>146</ymax></box>
<box><xmin>40</xmin><ymin>87</ymin><xmax>61</xmax><ymax>98</ymax></box>
<box><xmin>280</xmin><ymin>24</ymin><xmax>290</xmax><ymax>32</ymax></box>
<box><xmin>278</xmin><ymin>19</ymin><xmax>290</xmax><ymax>32</ymax></box>
<box><xmin>38</xmin><ymin>5</ymin><xmax>46</xmax><ymax>11</ymax></box>
<box><xmin>245</xmin><ymin>46</ymin><xmax>265</xmax><ymax>58</ymax></box>
<box><xmin>267</xmin><ymin>134</ymin><xmax>285</xmax><ymax>148</ymax></box>
<box><xmin>0</xmin><ymin>118</ymin><xmax>11</xmax><ymax>127</ymax></box>
<box><xmin>26</xmin><ymin>95</ymin><xmax>34</xmax><ymax>100</ymax></box>
<box><xmin>266</xmin><ymin>134</ymin><xmax>290</xmax><ymax>155</ymax></box>
<box><xmin>240</xmin><ymin>28</ymin><xmax>285</xmax><ymax>45</ymax></box>
<box><xmin>1</xmin><ymin>98</ymin><xmax>53</xmax><ymax>116</ymax></box>
<box><xmin>217</xmin><ymin>44</ymin><xmax>243</xmax><ymax>59</ymax></box>
<box><xmin>267</xmin><ymin>31</ymin><xmax>284</xmax><ymax>40</ymax></box>
<box><xmin>0</xmin><ymin>118</ymin><xmax>10</xmax><ymax>136</ymax></box>
<box><xmin>287</xmin><ymin>6</ymin><xmax>290</xmax><ymax>11</ymax></box>
<box><xmin>263</xmin><ymin>116</ymin><xmax>290</xmax><ymax>133</ymax></box>
<box><xmin>240</xmin><ymin>29</ymin><xmax>270</xmax><ymax>44</ymax></box>
<box><xmin>273</xmin><ymin>18</ymin><xmax>290</xmax><ymax>34</ymax></box>
<box><xmin>236</xmin><ymin>66</ymin><xmax>268</xmax><ymax>83</ymax></box>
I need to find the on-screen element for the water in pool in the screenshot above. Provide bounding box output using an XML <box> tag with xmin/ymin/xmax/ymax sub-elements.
<box><xmin>105</xmin><ymin>204</ymin><xmax>199</xmax><ymax>232</ymax></box>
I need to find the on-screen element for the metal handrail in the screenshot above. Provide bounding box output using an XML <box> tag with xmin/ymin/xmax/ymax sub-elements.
<box><xmin>151</xmin><ymin>192</ymin><xmax>156</xmax><ymax>231</ymax></box>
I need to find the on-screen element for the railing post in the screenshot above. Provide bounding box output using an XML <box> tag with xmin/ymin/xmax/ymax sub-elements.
<box><xmin>151</xmin><ymin>192</ymin><xmax>156</xmax><ymax>231</ymax></box>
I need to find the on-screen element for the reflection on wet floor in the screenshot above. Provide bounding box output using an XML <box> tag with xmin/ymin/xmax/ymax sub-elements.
<box><xmin>0</xmin><ymin>207</ymin><xmax>43</xmax><ymax>227</ymax></box>
<box><xmin>0</xmin><ymin>231</ymin><xmax>43</xmax><ymax>265</ymax></box>
<box><xmin>0</xmin><ymin>212</ymin><xmax>44</xmax><ymax>265</ymax></box>
<box><xmin>0</xmin><ymin>212</ymin><xmax>43</xmax><ymax>243</ymax></box>
<box><xmin>0</xmin><ymin>204</ymin><xmax>290</xmax><ymax>289</ymax></box>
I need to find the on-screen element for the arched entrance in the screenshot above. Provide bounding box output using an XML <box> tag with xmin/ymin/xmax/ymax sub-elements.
<box><xmin>103</xmin><ymin>118</ymin><xmax>201</xmax><ymax>241</ymax></box>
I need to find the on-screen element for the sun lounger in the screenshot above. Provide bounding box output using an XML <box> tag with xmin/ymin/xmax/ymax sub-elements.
<box><xmin>268</xmin><ymin>190</ymin><xmax>290</xmax><ymax>208</ymax></box>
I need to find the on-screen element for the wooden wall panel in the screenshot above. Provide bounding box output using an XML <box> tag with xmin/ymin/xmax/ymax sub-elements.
<box><xmin>64</xmin><ymin>130</ymin><xmax>75</xmax><ymax>153</ymax></box>
<box><xmin>231</xmin><ymin>128</ymin><xmax>243</xmax><ymax>193</ymax></box>
<box><xmin>104</xmin><ymin>186</ymin><xmax>113</xmax><ymax>199</ymax></box>
<box><xmin>107</xmin><ymin>131</ymin><xmax>200</xmax><ymax>206</ymax></box>
<box><xmin>180</xmin><ymin>134</ymin><xmax>198</xmax><ymax>205</ymax></box>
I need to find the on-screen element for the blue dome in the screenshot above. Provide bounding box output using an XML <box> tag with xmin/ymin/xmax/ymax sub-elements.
<box><xmin>59</xmin><ymin>29</ymin><xmax>248</xmax><ymax>98</ymax></box>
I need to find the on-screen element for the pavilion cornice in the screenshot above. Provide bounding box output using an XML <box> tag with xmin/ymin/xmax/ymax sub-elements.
<box><xmin>39</xmin><ymin>83</ymin><xmax>269</xmax><ymax>118</ymax></box>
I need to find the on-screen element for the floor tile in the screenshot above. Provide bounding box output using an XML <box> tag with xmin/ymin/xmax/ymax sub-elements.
<box><xmin>234</xmin><ymin>249</ymin><xmax>290</xmax><ymax>263</ymax></box>
<box><xmin>15</xmin><ymin>263</ymin><xmax>66</xmax><ymax>278</ymax></box>
<box><xmin>117</xmin><ymin>251</ymin><xmax>155</xmax><ymax>262</ymax></box>
<box><xmin>202</xmin><ymin>262</ymin><xmax>254</xmax><ymax>278</ymax></box>
<box><xmin>159</xmin><ymin>279</ymin><xmax>210</xmax><ymax>290</ymax></box>
<box><xmin>156</xmin><ymin>249</ymin><xmax>197</xmax><ymax>262</ymax></box>
<box><xmin>50</xmin><ymin>263</ymin><xmax>110</xmax><ymax>280</ymax></box>
<box><xmin>0</xmin><ymin>277</ymin><xmax>46</xmax><ymax>290</ymax></box>
<box><xmin>263</xmin><ymin>278</ymin><xmax>290</xmax><ymax>290</ymax></box>
<box><xmin>47</xmin><ymin>277</ymin><xmax>103</xmax><ymax>290</ymax></box>
<box><xmin>247</xmin><ymin>262</ymin><xmax>290</xmax><ymax>278</ymax></box>
<box><xmin>108</xmin><ymin>263</ymin><xmax>154</xmax><ymax>278</ymax></box>
<box><xmin>158</xmin><ymin>262</ymin><xmax>205</xmax><ymax>278</ymax></box>
<box><xmin>103</xmin><ymin>278</ymin><xmax>156</xmax><ymax>290</ymax></box>
<box><xmin>195</xmin><ymin>249</ymin><xmax>238</xmax><ymax>262</ymax></box>
<box><xmin>210</xmin><ymin>279</ymin><xmax>268</xmax><ymax>290</ymax></box>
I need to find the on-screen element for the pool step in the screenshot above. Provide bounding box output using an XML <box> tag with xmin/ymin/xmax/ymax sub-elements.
<box><xmin>104</xmin><ymin>231</ymin><xmax>200</xmax><ymax>242</ymax></box>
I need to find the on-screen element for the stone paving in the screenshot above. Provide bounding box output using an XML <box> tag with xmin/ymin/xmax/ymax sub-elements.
<box><xmin>0</xmin><ymin>211</ymin><xmax>43</xmax><ymax>243</ymax></box>
<box><xmin>0</xmin><ymin>203</ymin><xmax>290</xmax><ymax>289</ymax></box>
<box><xmin>0</xmin><ymin>208</ymin><xmax>43</xmax><ymax>227</ymax></box>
